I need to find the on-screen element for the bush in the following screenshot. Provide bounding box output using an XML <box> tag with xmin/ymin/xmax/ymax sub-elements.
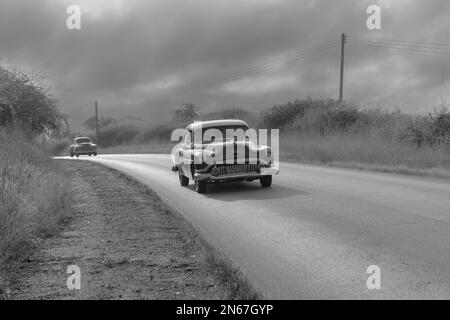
<box><xmin>0</xmin><ymin>65</ymin><xmax>67</xmax><ymax>137</ymax></box>
<box><xmin>135</xmin><ymin>124</ymin><xmax>173</xmax><ymax>144</ymax></box>
<box><xmin>98</xmin><ymin>125</ymin><xmax>140</xmax><ymax>147</ymax></box>
<box><xmin>42</xmin><ymin>137</ymin><xmax>72</xmax><ymax>156</ymax></box>
<box><xmin>261</xmin><ymin>99</ymin><xmax>359</xmax><ymax>131</ymax></box>
<box><xmin>431</xmin><ymin>107</ymin><xmax>450</xmax><ymax>139</ymax></box>
<box><xmin>262</xmin><ymin>99</ymin><xmax>450</xmax><ymax>149</ymax></box>
<box><xmin>260</xmin><ymin>100</ymin><xmax>310</xmax><ymax>129</ymax></box>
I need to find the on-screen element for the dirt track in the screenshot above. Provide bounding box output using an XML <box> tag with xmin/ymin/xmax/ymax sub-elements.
<box><xmin>7</xmin><ymin>160</ymin><xmax>234</xmax><ymax>299</ymax></box>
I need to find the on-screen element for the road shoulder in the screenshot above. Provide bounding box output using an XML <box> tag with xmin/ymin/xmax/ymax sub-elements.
<box><xmin>7</xmin><ymin>160</ymin><xmax>256</xmax><ymax>299</ymax></box>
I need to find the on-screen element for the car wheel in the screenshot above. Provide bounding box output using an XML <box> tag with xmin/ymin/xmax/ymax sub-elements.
<box><xmin>178</xmin><ymin>171</ymin><xmax>189</xmax><ymax>186</ymax></box>
<box><xmin>76</xmin><ymin>154</ymin><xmax>79</xmax><ymax>158</ymax></box>
<box><xmin>260</xmin><ymin>175</ymin><xmax>272</xmax><ymax>188</ymax></box>
<box><xmin>70</xmin><ymin>153</ymin><xmax>74</xmax><ymax>157</ymax></box>
<box><xmin>94</xmin><ymin>152</ymin><xmax>97</xmax><ymax>156</ymax></box>
<box><xmin>88</xmin><ymin>153</ymin><xmax>92</xmax><ymax>156</ymax></box>
<box><xmin>195</xmin><ymin>180</ymin><xmax>207</xmax><ymax>194</ymax></box>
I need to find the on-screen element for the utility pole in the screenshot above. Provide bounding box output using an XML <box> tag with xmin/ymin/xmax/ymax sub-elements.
<box><xmin>339</xmin><ymin>33</ymin><xmax>346</xmax><ymax>102</ymax></box>
<box><xmin>95</xmin><ymin>100</ymin><xmax>100</xmax><ymax>145</ymax></box>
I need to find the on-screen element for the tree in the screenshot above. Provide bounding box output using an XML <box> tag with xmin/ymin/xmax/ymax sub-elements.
<box><xmin>83</xmin><ymin>116</ymin><xmax>117</xmax><ymax>130</ymax></box>
<box><xmin>433</xmin><ymin>112</ymin><xmax>450</xmax><ymax>138</ymax></box>
<box><xmin>0</xmin><ymin>65</ymin><xmax>66</xmax><ymax>137</ymax></box>
<box><xmin>203</xmin><ymin>106</ymin><xmax>250</xmax><ymax>120</ymax></box>
<box><xmin>171</xmin><ymin>103</ymin><xmax>199</xmax><ymax>126</ymax></box>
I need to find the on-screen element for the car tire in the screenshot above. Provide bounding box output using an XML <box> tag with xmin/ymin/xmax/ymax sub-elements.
<box><xmin>195</xmin><ymin>180</ymin><xmax>207</xmax><ymax>194</ymax></box>
<box><xmin>76</xmin><ymin>154</ymin><xmax>79</xmax><ymax>158</ymax></box>
<box><xmin>178</xmin><ymin>171</ymin><xmax>189</xmax><ymax>186</ymax></box>
<box><xmin>260</xmin><ymin>175</ymin><xmax>272</xmax><ymax>188</ymax></box>
<box><xmin>70</xmin><ymin>153</ymin><xmax>74</xmax><ymax>157</ymax></box>
<box><xmin>88</xmin><ymin>153</ymin><xmax>92</xmax><ymax>156</ymax></box>
<box><xmin>94</xmin><ymin>152</ymin><xmax>97</xmax><ymax>156</ymax></box>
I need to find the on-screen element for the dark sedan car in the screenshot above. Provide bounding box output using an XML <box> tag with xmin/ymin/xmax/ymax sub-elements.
<box><xmin>69</xmin><ymin>137</ymin><xmax>98</xmax><ymax>157</ymax></box>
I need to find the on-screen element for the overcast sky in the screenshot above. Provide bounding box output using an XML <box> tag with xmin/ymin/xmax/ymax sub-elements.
<box><xmin>0</xmin><ymin>0</ymin><xmax>449</xmax><ymax>130</ymax></box>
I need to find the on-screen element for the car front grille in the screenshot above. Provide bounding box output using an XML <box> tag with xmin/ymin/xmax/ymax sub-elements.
<box><xmin>215</xmin><ymin>164</ymin><xmax>259</xmax><ymax>175</ymax></box>
<box><xmin>78</xmin><ymin>145</ymin><xmax>94</xmax><ymax>150</ymax></box>
<box><xmin>218</xmin><ymin>145</ymin><xmax>259</xmax><ymax>162</ymax></box>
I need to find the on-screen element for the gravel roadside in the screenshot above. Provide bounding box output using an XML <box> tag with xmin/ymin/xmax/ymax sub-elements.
<box><xmin>7</xmin><ymin>160</ymin><xmax>254</xmax><ymax>299</ymax></box>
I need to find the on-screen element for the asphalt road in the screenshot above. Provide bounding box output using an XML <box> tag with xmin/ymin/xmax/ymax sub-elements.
<box><xmin>57</xmin><ymin>154</ymin><xmax>450</xmax><ymax>299</ymax></box>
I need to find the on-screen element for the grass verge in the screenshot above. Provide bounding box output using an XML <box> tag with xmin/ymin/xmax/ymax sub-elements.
<box><xmin>0</xmin><ymin>129</ymin><xmax>72</xmax><ymax>298</ymax></box>
<box><xmin>281</xmin><ymin>132</ymin><xmax>450</xmax><ymax>179</ymax></box>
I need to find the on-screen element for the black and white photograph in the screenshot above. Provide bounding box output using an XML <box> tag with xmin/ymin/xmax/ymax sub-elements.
<box><xmin>1</xmin><ymin>0</ymin><xmax>450</xmax><ymax>310</ymax></box>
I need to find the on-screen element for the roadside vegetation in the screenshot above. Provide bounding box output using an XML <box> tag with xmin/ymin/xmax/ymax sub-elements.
<box><xmin>0</xmin><ymin>129</ymin><xmax>71</xmax><ymax>259</ymax></box>
<box><xmin>79</xmin><ymin>99</ymin><xmax>450</xmax><ymax>177</ymax></box>
<box><xmin>0</xmin><ymin>65</ymin><xmax>71</xmax><ymax>295</ymax></box>
<box><xmin>265</xmin><ymin>99</ymin><xmax>450</xmax><ymax>177</ymax></box>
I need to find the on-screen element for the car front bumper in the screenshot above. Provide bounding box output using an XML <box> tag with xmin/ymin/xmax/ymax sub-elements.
<box><xmin>194</xmin><ymin>167</ymin><xmax>279</xmax><ymax>182</ymax></box>
<box><xmin>73</xmin><ymin>148</ymin><xmax>97</xmax><ymax>154</ymax></box>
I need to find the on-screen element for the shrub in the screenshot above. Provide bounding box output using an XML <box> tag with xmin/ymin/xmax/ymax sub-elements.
<box><xmin>98</xmin><ymin>125</ymin><xmax>140</xmax><ymax>147</ymax></box>
<box><xmin>42</xmin><ymin>137</ymin><xmax>72</xmax><ymax>156</ymax></box>
<box><xmin>135</xmin><ymin>125</ymin><xmax>173</xmax><ymax>144</ymax></box>
<box><xmin>260</xmin><ymin>100</ymin><xmax>309</xmax><ymax>129</ymax></box>
<box><xmin>431</xmin><ymin>107</ymin><xmax>450</xmax><ymax>141</ymax></box>
<box><xmin>0</xmin><ymin>66</ymin><xmax>67</xmax><ymax>137</ymax></box>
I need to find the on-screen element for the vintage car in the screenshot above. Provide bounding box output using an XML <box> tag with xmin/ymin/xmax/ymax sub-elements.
<box><xmin>69</xmin><ymin>137</ymin><xmax>98</xmax><ymax>157</ymax></box>
<box><xmin>172</xmin><ymin>119</ymin><xmax>278</xmax><ymax>193</ymax></box>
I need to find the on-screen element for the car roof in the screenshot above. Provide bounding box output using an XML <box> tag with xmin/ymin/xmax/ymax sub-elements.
<box><xmin>186</xmin><ymin>119</ymin><xmax>248</xmax><ymax>131</ymax></box>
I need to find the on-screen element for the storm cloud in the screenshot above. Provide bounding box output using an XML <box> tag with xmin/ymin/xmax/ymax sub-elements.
<box><xmin>0</xmin><ymin>0</ymin><xmax>449</xmax><ymax>129</ymax></box>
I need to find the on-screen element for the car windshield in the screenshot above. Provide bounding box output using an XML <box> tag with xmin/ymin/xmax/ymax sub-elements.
<box><xmin>75</xmin><ymin>138</ymin><xmax>91</xmax><ymax>143</ymax></box>
<box><xmin>197</xmin><ymin>125</ymin><xmax>250</xmax><ymax>144</ymax></box>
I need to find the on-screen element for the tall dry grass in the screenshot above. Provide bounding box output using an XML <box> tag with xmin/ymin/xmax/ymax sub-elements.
<box><xmin>0</xmin><ymin>128</ymin><xmax>71</xmax><ymax>267</ymax></box>
<box><xmin>281</xmin><ymin>131</ymin><xmax>450</xmax><ymax>177</ymax></box>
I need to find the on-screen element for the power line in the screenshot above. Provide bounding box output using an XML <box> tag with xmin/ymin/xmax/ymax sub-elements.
<box><xmin>347</xmin><ymin>36</ymin><xmax>450</xmax><ymax>49</ymax></box>
<box><xmin>348</xmin><ymin>39</ymin><xmax>450</xmax><ymax>53</ymax></box>
<box><xmin>216</xmin><ymin>44</ymin><xmax>337</xmax><ymax>84</ymax></box>
<box><xmin>185</xmin><ymin>34</ymin><xmax>450</xmax><ymax>103</ymax></box>
<box><xmin>206</xmin><ymin>42</ymin><xmax>337</xmax><ymax>88</ymax></box>
<box><xmin>347</xmin><ymin>40</ymin><xmax>450</xmax><ymax>56</ymax></box>
<box><xmin>346</xmin><ymin>35</ymin><xmax>450</xmax><ymax>56</ymax></box>
<box><xmin>344</xmin><ymin>36</ymin><xmax>450</xmax><ymax>104</ymax></box>
<box><xmin>204</xmin><ymin>41</ymin><xmax>338</xmax><ymax>89</ymax></box>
